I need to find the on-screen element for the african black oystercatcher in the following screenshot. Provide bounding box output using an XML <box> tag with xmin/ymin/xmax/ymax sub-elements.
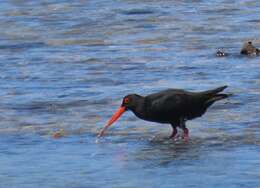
<box><xmin>98</xmin><ymin>86</ymin><xmax>229</xmax><ymax>141</ymax></box>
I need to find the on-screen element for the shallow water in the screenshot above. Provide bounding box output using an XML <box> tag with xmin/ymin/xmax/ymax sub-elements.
<box><xmin>0</xmin><ymin>0</ymin><xmax>260</xmax><ymax>187</ymax></box>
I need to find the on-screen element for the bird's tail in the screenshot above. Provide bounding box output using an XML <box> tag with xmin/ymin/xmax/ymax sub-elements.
<box><xmin>203</xmin><ymin>85</ymin><xmax>228</xmax><ymax>95</ymax></box>
<box><xmin>203</xmin><ymin>86</ymin><xmax>230</xmax><ymax>107</ymax></box>
<box><xmin>206</xmin><ymin>94</ymin><xmax>229</xmax><ymax>105</ymax></box>
<box><xmin>205</xmin><ymin>94</ymin><xmax>233</xmax><ymax>108</ymax></box>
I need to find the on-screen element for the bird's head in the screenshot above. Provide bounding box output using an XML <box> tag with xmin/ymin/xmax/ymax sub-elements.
<box><xmin>121</xmin><ymin>94</ymin><xmax>141</xmax><ymax>111</ymax></box>
<box><xmin>98</xmin><ymin>94</ymin><xmax>142</xmax><ymax>137</ymax></box>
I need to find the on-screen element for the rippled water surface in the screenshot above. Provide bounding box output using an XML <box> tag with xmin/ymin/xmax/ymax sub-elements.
<box><xmin>0</xmin><ymin>1</ymin><xmax>260</xmax><ymax>187</ymax></box>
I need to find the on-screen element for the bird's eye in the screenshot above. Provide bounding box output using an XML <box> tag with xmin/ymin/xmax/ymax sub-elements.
<box><xmin>124</xmin><ymin>97</ymin><xmax>130</xmax><ymax>104</ymax></box>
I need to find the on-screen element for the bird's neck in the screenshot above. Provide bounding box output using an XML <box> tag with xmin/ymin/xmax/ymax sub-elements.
<box><xmin>131</xmin><ymin>98</ymin><xmax>147</xmax><ymax>120</ymax></box>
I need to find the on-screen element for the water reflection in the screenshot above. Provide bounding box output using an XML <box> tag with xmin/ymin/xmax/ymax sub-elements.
<box><xmin>131</xmin><ymin>129</ymin><xmax>260</xmax><ymax>168</ymax></box>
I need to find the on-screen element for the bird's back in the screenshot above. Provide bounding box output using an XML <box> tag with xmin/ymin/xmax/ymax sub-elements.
<box><xmin>143</xmin><ymin>86</ymin><xmax>228</xmax><ymax>124</ymax></box>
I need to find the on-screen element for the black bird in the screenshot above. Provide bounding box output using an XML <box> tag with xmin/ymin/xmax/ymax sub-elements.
<box><xmin>98</xmin><ymin>86</ymin><xmax>229</xmax><ymax>141</ymax></box>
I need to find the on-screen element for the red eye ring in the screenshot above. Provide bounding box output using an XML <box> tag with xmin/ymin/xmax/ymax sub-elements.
<box><xmin>124</xmin><ymin>98</ymin><xmax>130</xmax><ymax>104</ymax></box>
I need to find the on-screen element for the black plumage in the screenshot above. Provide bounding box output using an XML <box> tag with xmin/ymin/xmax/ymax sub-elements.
<box><xmin>99</xmin><ymin>86</ymin><xmax>229</xmax><ymax>140</ymax></box>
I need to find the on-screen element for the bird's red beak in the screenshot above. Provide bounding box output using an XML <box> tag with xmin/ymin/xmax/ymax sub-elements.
<box><xmin>98</xmin><ymin>106</ymin><xmax>126</xmax><ymax>137</ymax></box>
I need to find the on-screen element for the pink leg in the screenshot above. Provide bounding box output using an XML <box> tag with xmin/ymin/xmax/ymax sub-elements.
<box><xmin>182</xmin><ymin>128</ymin><xmax>189</xmax><ymax>142</ymax></box>
<box><xmin>169</xmin><ymin>127</ymin><xmax>178</xmax><ymax>139</ymax></box>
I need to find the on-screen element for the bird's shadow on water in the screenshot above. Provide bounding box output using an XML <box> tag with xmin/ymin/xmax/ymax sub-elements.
<box><xmin>131</xmin><ymin>129</ymin><xmax>260</xmax><ymax>167</ymax></box>
<box><xmin>133</xmin><ymin>136</ymin><xmax>204</xmax><ymax>167</ymax></box>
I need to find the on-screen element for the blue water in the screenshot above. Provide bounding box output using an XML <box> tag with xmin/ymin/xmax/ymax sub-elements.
<box><xmin>0</xmin><ymin>1</ymin><xmax>260</xmax><ymax>188</ymax></box>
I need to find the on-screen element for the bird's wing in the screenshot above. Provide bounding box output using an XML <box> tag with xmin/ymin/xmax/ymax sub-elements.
<box><xmin>146</xmin><ymin>90</ymin><xmax>194</xmax><ymax>115</ymax></box>
<box><xmin>144</xmin><ymin>87</ymin><xmax>228</xmax><ymax>122</ymax></box>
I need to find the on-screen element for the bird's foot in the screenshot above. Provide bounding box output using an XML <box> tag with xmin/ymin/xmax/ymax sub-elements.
<box><xmin>182</xmin><ymin>128</ymin><xmax>189</xmax><ymax>142</ymax></box>
<box><xmin>169</xmin><ymin>127</ymin><xmax>177</xmax><ymax>139</ymax></box>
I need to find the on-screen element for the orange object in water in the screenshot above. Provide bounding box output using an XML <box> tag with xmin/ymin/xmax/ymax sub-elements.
<box><xmin>52</xmin><ymin>129</ymin><xmax>65</xmax><ymax>139</ymax></box>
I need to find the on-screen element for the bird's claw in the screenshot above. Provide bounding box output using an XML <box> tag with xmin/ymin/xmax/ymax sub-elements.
<box><xmin>182</xmin><ymin>135</ymin><xmax>189</xmax><ymax>142</ymax></box>
<box><xmin>169</xmin><ymin>127</ymin><xmax>177</xmax><ymax>139</ymax></box>
<box><xmin>182</xmin><ymin>128</ymin><xmax>189</xmax><ymax>142</ymax></box>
